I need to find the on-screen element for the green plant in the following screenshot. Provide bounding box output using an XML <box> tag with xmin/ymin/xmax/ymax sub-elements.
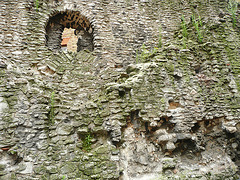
<box><xmin>227</xmin><ymin>0</ymin><xmax>238</xmax><ymax>28</ymax></box>
<box><xmin>192</xmin><ymin>15</ymin><xmax>203</xmax><ymax>43</ymax></box>
<box><xmin>158</xmin><ymin>26</ymin><xmax>163</xmax><ymax>48</ymax></box>
<box><xmin>49</xmin><ymin>91</ymin><xmax>55</xmax><ymax>125</ymax></box>
<box><xmin>9</xmin><ymin>150</ymin><xmax>17</xmax><ymax>155</ymax></box>
<box><xmin>62</xmin><ymin>175</ymin><xmax>66</xmax><ymax>180</ymax></box>
<box><xmin>82</xmin><ymin>134</ymin><xmax>92</xmax><ymax>152</ymax></box>
<box><xmin>199</xmin><ymin>16</ymin><xmax>203</xmax><ymax>27</ymax></box>
<box><xmin>181</xmin><ymin>15</ymin><xmax>188</xmax><ymax>48</ymax></box>
<box><xmin>140</xmin><ymin>43</ymin><xmax>148</xmax><ymax>59</ymax></box>
<box><xmin>136</xmin><ymin>44</ymin><xmax>148</xmax><ymax>63</ymax></box>
<box><xmin>136</xmin><ymin>43</ymin><xmax>158</xmax><ymax>63</ymax></box>
<box><xmin>35</xmin><ymin>0</ymin><xmax>39</xmax><ymax>11</ymax></box>
<box><xmin>136</xmin><ymin>49</ymin><xmax>139</xmax><ymax>63</ymax></box>
<box><xmin>181</xmin><ymin>15</ymin><xmax>188</xmax><ymax>38</ymax></box>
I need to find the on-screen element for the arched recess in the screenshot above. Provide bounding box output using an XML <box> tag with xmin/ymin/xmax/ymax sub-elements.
<box><xmin>45</xmin><ymin>11</ymin><xmax>94</xmax><ymax>52</ymax></box>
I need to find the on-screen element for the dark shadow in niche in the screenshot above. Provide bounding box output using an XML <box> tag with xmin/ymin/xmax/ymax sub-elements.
<box><xmin>45</xmin><ymin>10</ymin><xmax>94</xmax><ymax>52</ymax></box>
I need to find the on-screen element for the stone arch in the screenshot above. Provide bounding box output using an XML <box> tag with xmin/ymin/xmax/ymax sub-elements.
<box><xmin>45</xmin><ymin>10</ymin><xmax>94</xmax><ymax>52</ymax></box>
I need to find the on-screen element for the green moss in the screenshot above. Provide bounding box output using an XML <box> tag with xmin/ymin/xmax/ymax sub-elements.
<box><xmin>6</xmin><ymin>96</ymin><xmax>18</xmax><ymax>107</ymax></box>
<box><xmin>52</xmin><ymin>153</ymin><xmax>61</xmax><ymax>161</ymax></box>
<box><xmin>0</xmin><ymin>164</ymin><xmax>6</xmax><ymax>171</ymax></box>
<box><xmin>164</xmin><ymin>63</ymin><xmax>174</xmax><ymax>73</ymax></box>
<box><xmin>34</xmin><ymin>165</ymin><xmax>47</xmax><ymax>175</ymax></box>
<box><xmin>61</xmin><ymin>162</ymin><xmax>77</xmax><ymax>174</ymax></box>
<box><xmin>41</xmin><ymin>175</ymin><xmax>49</xmax><ymax>180</ymax></box>
<box><xmin>94</xmin><ymin>146</ymin><xmax>109</xmax><ymax>154</ymax></box>
<box><xmin>93</xmin><ymin>116</ymin><xmax>103</xmax><ymax>125</ymax></box>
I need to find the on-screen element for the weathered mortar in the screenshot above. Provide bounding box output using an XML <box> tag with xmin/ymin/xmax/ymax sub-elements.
<box><xmin>0</xmin><ymin>0</ymin><xmax>240</xmax><ymax>179</ymax></box>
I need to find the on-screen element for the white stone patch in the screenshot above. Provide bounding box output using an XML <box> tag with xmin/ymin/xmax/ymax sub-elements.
<box><xmin>39</xmin><ymin>133</ymin><xmax>47</xmax><ymax>140</ymax></box>
<box><xmin>12</xmin><ymin>51</ymin><xmax>22</xmax><ymax>55</ymax></box>
<box><xmin>111</xmin><ymin>155</ymin><xmax>119</xmax><ymax>161</ymax></box>
<box><xmin>56</xmin><ymin>124</ymin><xmax>73</xmax><ymax>135</ymax></box>
<box><xmin>222</xmin><ymin>120</ymin><xmax>238</xmax><ymax>133</ymax></box>
<box><xmin>0</xmin><ymin>97</ymin><xmax>8</xmax><ymax>113</ymax></box>
<box><xmin>13</xmin><ymin>35</ymin><xmax>19</xmax><ymax>41</ymax></box>
<box><xmin>19</xmin><ymin>162</ymin><xmax>33</xmax><ymax>174</ymax></box>
<box><xmin>166</xmin><ymin>141</ymin><xmax>176</xmax><ymax>150</ymax></box>
<box><xmin>26</xmin><ymin>134</ymin><xmax>35</xmax><ymax>141</ymax></box>
<box><xmin>229</xmin><ymin>78</ymin><xmax>238</xmax><ymax>93</ymax></box>
<box><xmin>131</xmin><ymin>173</ymin><xmax>159</xmax><ymax>180</ymax></box>
<box><xmin>36</xmin><ymin>140</ymin><xmax>48</xmax><ymax>150</ymax></box>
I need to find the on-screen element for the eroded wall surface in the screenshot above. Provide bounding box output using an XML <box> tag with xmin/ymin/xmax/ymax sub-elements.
<box><xmin>0</xmin><ymin>0</ymin><xmax>240</xmax><ymax>179</ymax></box>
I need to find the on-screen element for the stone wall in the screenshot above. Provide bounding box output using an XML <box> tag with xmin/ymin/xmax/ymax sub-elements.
<box><xmin>0</xmin><ymin>0</ymin><xmax>240</xmax><ymax>179</ymax></box>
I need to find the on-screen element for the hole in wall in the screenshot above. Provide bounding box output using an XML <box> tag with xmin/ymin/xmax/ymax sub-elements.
<box><xmin>149</xmin><ymin>116</ymin><xmax>175</xmax><ymax>133</ymax></box>
<box><xmin>129</xmin><ymin>110</ymin><xmax>143</xmax><ymax>134</ymax></box>
<box><xmin>173</xmin><ymin>139</ymin><xmax>198</xmax><ymax>155</ymax></box>
<box><xmin>194</xmin><ymin>65</ymin><xmax>201</xmax><ymax>74</ymax></box>
<box><xmin>204</xmin><ymin>120</ymin><xmax>210</xmax><ymax>127</ymax></box>
<box><xmin>123</xmin><ymin>110</ymin><xmax>147</xmax><ymax>136</ymax></box>
<box><xmin>173</xmin><ymin>74</ymin><xmax>181</xmax><ymax>82</ymax></box>
<box><xmin>45</xmin><ymin>11</ymin><xmax>94</xmax><ymax>52</ymax></box>
<box><xmin>118</xmin><ymin>90</ymin><xmax>125</xmax><ymax>98</ymax></box>
<box><xmin>191</xmin><ymin>122</ymin><xmax>200</xmax><ymax>133</ymax></box>
<box><xmin>145</xmin><ymin>122</ymin><xmax>149</xmax><ymax>134</ymax></box>
<box><xmin>168</xmin><ymin>100</ymin><xmax>182</xmax><ymax>109</ymax></box>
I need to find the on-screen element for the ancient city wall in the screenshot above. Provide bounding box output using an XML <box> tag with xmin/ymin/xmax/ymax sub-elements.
<box><xmin>0</xmin><ymin>0</ymin><xmax>240</xmax><ymax>179</ymax></box>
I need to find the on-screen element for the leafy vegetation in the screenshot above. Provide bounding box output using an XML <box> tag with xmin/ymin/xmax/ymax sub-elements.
<box><xmin>35</xmin><ymin>0</ymin><xmax>39</xmax><ymax>11</ymax></box>
<box><xmin>158</xmin><ymin>26</ymin><xmax>163</xmax><ymax>48</ymax></box>
<box><xmin>82</xmin><ymin>134</ymin><xmax>93</xmax><ymax>152</ymax></box>
<box><xmin>181</xmin><ymin>15</ymin><xmax>188</xmax><ymax>48</ymax></box>
<box><xmin>181</xmin><ymin>15</ymin><xmax>188</xmax><ymax>38</ymax></box>
<box><xmin>49</xmin><ymin>91</ymin><xmax>55</xmax><ymax>125</ymax></box>
<box><xmin>227</xmin><ymin>0</ymin><xmax>238</xmax><ymax>28</ymax></box>
<box><xmin>136</xmin><ymin>44</ymin><xmax>158</xmax><ymax>63</ymax></box>
<box><xmin>192</xmin><ymin>15</ymin><xmax>203</xmax><ymax>43</ymax></box>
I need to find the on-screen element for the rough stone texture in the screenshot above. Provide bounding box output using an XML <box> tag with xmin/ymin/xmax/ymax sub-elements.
<box><xmin>0</xmin><ymin>0</ymin><xmax>240</xmax><ymax>179</ymax></box>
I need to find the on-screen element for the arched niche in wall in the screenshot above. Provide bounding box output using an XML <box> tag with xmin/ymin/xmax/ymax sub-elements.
<box><xmin>45</xmin><ymin>11</ymin><xmax>94</xmax><ymax>52</ymax></box>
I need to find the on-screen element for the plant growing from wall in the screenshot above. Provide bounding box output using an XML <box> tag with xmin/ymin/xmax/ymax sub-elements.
<box><xmin>136</xmin><ymin>49</ymin><xmax>140</xmax><ymax>63</ymax></box>
<box><xmin>140</xmin><ymin>43</ymin><xmax>149</xmax><ymax>60</ymax></box>
<box><xmin>35</xmin><ymin>0</ymin><xmax>39</xmax><ymax>11</ymax></box>
<box><xmin>198</xmin><ymin>16</ymin><xmax>203</xmax><ymax>27</ymax></box>
<box><xmin>181</xmin><ymin>15</ymin><xmax>188</xmax><ymax>48</ymax></box>
<box><xmin>136</xmin><ymin>43</ymin><xmax>158</xmax><ymax>63</ymax></box>
<box><xmin>227</xmin><ymin>0</ymin><xmax>238</xmax><ymax>28</ymax></box>
<box><xmin>49</xmin><ymin>91</ymin><xmax>55</xmax><ymax>125</ymax></box>
<box><xmin>192</xmin><ymin>15</ymin><xmax>203</xmax><ymax>43</ymax></box>
<box><xmin>158</xmin><ymin>26</ymin><xmax>163</xmax><ymax>48</ymax></box>
<box><xmin>136</xmin><ymin>44</ymin><xmax>148</xmax><ymax>63</ymax></box>
<box><xmin>82</xmin><ymin>133</ymin><xmax>93</xmax><ymax>152</ymax></box>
